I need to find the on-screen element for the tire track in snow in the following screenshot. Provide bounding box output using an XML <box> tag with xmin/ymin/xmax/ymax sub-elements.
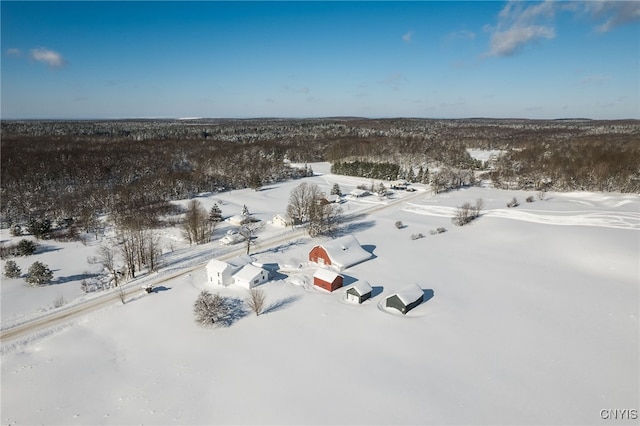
<box><xmin>403</xmin><ymin>203</ymin><xmax>640</xmax><ymax>230</ymax></box>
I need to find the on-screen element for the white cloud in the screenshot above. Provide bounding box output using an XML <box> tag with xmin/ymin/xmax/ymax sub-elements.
<box><xmin>402</xmin><ymin>30</ymin><xmax>413</xmax><ymax>43</ymax></box>
<box><xmin>447</xmin><ymin>29</ymin><xmax>476</xmax><ymax>41</ymax></box>
<box><xmin>483</xmin><ymin>0</ymin><xmax>557</xmax><ymax>57</ymax></box>
<box><xmin>29</xmin><ymin>47</ymin><xmax>66</xmax><ymax>68</ymax></box>
<box><xmin>583</xmin><ymin>1</ymin><xmax>640</xmax><ymax>33</ymax></box>
<box><xmin>483</xmin><ymin>0</ymin><xmax>639</xmax><ymax>58</ymax></box>
<box><xmin>487</xmin><ymin>25</ymin><xmax>555</xmax><ymax>57</ymax></box>
<box><xmin>6</xmin><ymin>48</ymin><xmax>22</xmax><ymax>56</ymax></box>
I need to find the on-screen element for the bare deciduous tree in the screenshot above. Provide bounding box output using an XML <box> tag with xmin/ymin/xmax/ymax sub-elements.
<box><xmin>246</xmin><ymin>288</ymin><xmax>266</xmax><ymax>316</ymax></box>
<box><xmin>182</xmin><ymin>199</ymin><xmax>215</xmax><ymax>245</ymax></box>
<box><xmin>239</xmin><ymin>221</ymin><xmax>265</xmax><ymax>255</ymax></box>
<box><xmin>286</xmin><ymin>182</ymin><xmax>322</xmax><ymax>225</ymax></box>
<box><xmin>98</xmin><ymin>243</ymin><xmax>119</xmax><ymax>286</ymax></box>
<box><xmin>193</xmin><ymin>290</ymin><xmax>230</xmax><ymax>327</ymax></box>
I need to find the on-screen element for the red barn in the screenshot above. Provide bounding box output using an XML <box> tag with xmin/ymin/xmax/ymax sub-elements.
<box><xmin>313</xmin><ymin>269</ymin><xmax>344</xmax><ymax>292</ymax></box>
<box><xmin>308</xmin><ymin>235</ymin><xmax>372</xmax><ymax>271</ymax></box>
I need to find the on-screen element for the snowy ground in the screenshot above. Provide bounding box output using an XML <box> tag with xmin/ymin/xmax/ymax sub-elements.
<box><xmin>1</xmin><ymin>163</ymin><xmax>639</xmax><ymax>425</ymax></box>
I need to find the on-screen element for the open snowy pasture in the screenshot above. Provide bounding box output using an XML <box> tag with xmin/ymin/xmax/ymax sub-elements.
<box><xmin>1</xmin><ymin>170</ymin><xmax>638</xmax><ymax>425</ymax></box>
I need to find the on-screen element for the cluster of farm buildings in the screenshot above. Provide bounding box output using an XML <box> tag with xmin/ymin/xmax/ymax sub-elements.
<box><xmin>206</xmin><ymin>234</ymin><xmax>426</xmax><ymax>314</ymax></box>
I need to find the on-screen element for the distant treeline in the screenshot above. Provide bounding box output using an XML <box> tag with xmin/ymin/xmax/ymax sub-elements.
<box><xmin>1</xmin><ymin>118</ymin><xmax>638</xmax><ymax>233</ymax></box>
<box><xmin>331</xmin><ymin>161</ymin><xmax>400</xmax><ymax>180</ymax></box>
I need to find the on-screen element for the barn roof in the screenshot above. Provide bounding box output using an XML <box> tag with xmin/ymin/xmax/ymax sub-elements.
<box><xmin>315</xmin><ymin>235</ymin><xmax>372</xmax><ymax>270</ymax></box>
<box><xmin>313</xmin><ymin>268</ymin><xmax>342</xmax><ymax>283</ymax></box>
<box><xmin>393</xmin><ymin>283</ymin><xmax>424</xmax><ymax>305</ymax></box>
<box><xmin>349</xmin><ymin>280</ymin><xmax>372</xmax><ymax>296</ymax></box>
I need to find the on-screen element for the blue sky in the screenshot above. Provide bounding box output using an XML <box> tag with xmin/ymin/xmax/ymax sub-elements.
<box><xmin>2</xmin><ymin>1</ymin><xmax>638</xmax><ymax>119</ymax></box>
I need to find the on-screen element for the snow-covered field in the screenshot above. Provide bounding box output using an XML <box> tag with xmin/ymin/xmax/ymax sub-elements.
<box><xmin>2</xmin><ymin>163</ymin><xmax>639</xmax><ymax>425</ymax></box>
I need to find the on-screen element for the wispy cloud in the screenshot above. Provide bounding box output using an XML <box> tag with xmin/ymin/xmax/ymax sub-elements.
<box><xmin>402</xmin><ymin>30</ymin><xmax>414</xmax><ymax>43</ymax></box>
<box><xmin>29</xmin><ymin>47</ymin><xmax>66</xmax><ymax>68</ymax></box>
<box><xmin>483</xmin><ymin>0</ymin><xmax>556</xmax><ymax>57</ymax></box>
<box><xmin>447</xmin><ymin>29</ymin><xmax>476</xmax><ymax>41</ymax></box>
<box><xmin>582</xmin><ymin>1</ymin><xmax>640</xmax><ymax>33</ymax></box>
<box><xmin>6</xmin><ymin>48</ymin><xmax>22</xmax><ymax>56</ymax></box>
<box><xmin>482</xmin><ymin>1</ymin><xmax>640</xmax><ymax>58</ymax></box>
<box><xmin>282</xmin><ymin>84</ymin><xmax>310</xmax><ymax>95</ymax></box>
<box><xmin>580</xmin><ymin>74</ymin><xmax>611</xmax><ymax>85</ymax></box>
<box><xmin>378</xmin><ymin>72</ymin><xmax>407</xmax><ymax>91</ymax></box>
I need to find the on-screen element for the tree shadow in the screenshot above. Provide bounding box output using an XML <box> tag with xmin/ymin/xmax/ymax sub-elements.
<box><xmin>153</xmin><ymin>286</ymin><xmax>171</xmax><ymax>293</ymax></box>
<box><xmin>52</xmin><ymin>272</ymin><xmax>100</xmax><ymax>285</ymax></box>
<box><xmin>337</xmin><ymin>220</ymin><xmax>376</xmax><ymax>235</ymax></box>
<box><xmin>263</xmin><ymin>294</ymin><xmax>302</xmax><ymax>315</ymax></box>
<box><xmin>36</xmin><ymin>245</ymin><xmax>62</xmax><ymax>255</ymax></box>
<box><xmin>218</xmin><ymin>297</ymin><xmax>250</xmax><ymax>327</ymax></box>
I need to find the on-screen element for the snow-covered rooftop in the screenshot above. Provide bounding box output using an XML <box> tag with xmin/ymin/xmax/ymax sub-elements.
<box><xmin>392</xmin><ymin>283</ymin><xmax>424</xmax><ymax>305</ymax></box>
<box><xmin>315</xmin><ymin>234</ymin><xmax>372</xmax><ymax>271</ymax></box>
<box><xmin>349</xmin><ymin>280</ymin><xmax>372</xmax><ymax>296</ymax></box>
<box><xmin>233</xmin><ymin>263</ymin><xmax>264</xmax><ymax>283</ymax></box>
<box><xmin>313</xmin><ymin>268</ymin><xmax>342</xmax><ymax>283</ymax></box>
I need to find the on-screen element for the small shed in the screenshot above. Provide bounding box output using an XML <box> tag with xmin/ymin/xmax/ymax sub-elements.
<box><xmin>385</xmin><ymin>284</ymin><xmax>424</xmax><ymax>314</ymax></box>
<box><xmin>206</xmin><ymin>254</ymin><xmax>252</xmax><ymax>286</ymax></box>
<box><xmin>233</xmin><ymin>264</ymin><xmax>269</xmax><ymax>289</ymax></box>
<box><xmin>308</xmin><ymin>235</ymin><xmax>372</xmax><ymax>271</ymax></box>
<box><xmin>345</xmin><ymin>280</ymin><xmax>373</xmax><ymax>304</ymax></box>
<box><xmin>313</xmin><ymin>269</ymin><xmax>344</xmax><ymax>292</ymax></box>
<box><xmin>271</xmin><ymin>214</ymin><xmax>293</xmax><ymax>228</ymax></box>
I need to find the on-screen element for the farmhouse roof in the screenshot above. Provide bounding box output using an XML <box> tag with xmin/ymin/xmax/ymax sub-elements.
<box><xmin>313</xmin><ymin>268</ymin><xmax>342</xmax><ymax>283</ymax></box>
<box><xmin>227</xmin><ymin>254</ymin><xmax>253</xmax><ymax>269</ymax></box>
<box><xmin>206</xmin><ymin>258</ymin><xmax>230</xmax><ymax>273</ymax></box>
<box><xmin>207</xmin><ymin>254</ymin><xmax>252</xmax><ymax>273</ymax></box>
<box><xmin>316</xmin><ymin>235</ymin><xmax>372</xmax><ymax>270</ymax></box>
<box><xmin>394</xmin><ymin>283</ymin><xmax>424</xmax><ymax>305</ymax></box>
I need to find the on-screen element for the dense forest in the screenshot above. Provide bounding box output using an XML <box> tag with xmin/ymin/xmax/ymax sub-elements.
<box><xmin>1</xmin><ymin>118</ymin><xmax>638</xmax><ymax>233</ymax></box>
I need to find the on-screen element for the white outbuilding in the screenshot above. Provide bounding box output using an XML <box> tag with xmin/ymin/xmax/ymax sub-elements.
<box><xmin>233</xmin><ymin>264</ymin><xmax>269</xmax><ymax>289</ymax></box>
<box><xmin>271</xmin><ymin>214</ymin><xmax>293</xmax><ymax>228</ymax></box>
<box><xmin>345</xmin><ymin>280</ymin><xmax>373</xmax><ymax>304</ymax></box>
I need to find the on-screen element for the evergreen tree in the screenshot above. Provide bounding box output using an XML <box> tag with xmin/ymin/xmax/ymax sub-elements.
<box><xmin>416</xmin><ymin>166</ymin><xmax>424</xmax><ymax>183</ymax></box>
<box><xmin>331</xmin><ymin>183</ymin><xmax>341</xmax><ymax>196</ymax></box>
<box><xmin>27</xmin><ymin>218</ymin><xmax>51</xmax><ymax>239</ymax></box>
<box><xmin>16</xmin><ymin>239</ymin><xmax>37</xmax><ymax>256</ymax></box>
<box><xmin>241</xmin><ymin>204</ymin><xmax>249</xmax><ymax>217</ymax></box>
<box><xmin>4</xmin><ymin>260</ymin><xmax>21</xmax><ymax>278</ymax></box>
<box><xmin>422</xmin><ymin>167</ymin><xmax>430</xmax><ymax>184</ymax></box>
<box><xmin>248</xmin><ymin>173</ymin><xmax>262</xmax><ymax>191</ymax></box>
<box><xmin>26</xmin><ymin>261</ymin><xmax>53</xmax><ymax>286</ymax></box>
<box><xmin>407</xmin><ymin>167</ymin><xmax>416</xmax><ymax>183</ymax></box>
<box><xmin>209</xmin><ymin>204</ymin><xmax>223</xmax><ymax>223</ymax></box>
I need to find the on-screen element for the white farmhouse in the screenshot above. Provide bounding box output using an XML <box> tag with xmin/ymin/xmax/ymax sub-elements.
<box><xmin>206</xmin><ymin>254</ymin><xmax>252</xmax><ymax>286</ymax></box>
